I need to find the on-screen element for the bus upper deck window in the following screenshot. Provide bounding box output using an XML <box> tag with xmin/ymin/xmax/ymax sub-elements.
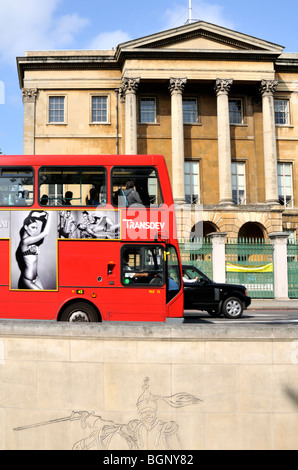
<box><xmin>111</xmin><ymin>167</ymin><xmax>163</xmax><ymax>207</ymax></box>
<box><xmin>0</xmin><ymin>167</ymin><xmax>34</xmax><ymax>207</ymax></box>
<box><xmin>38</xmin><ymin>166</ymin><xmax>106</xmax><ymax>207</ymax></box>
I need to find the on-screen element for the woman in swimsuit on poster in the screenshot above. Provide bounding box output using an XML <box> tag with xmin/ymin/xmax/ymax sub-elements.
<box><xmin>16</xmin><ymin>211</ymin><xmax>50</xmax><ymax>290</ymax></box>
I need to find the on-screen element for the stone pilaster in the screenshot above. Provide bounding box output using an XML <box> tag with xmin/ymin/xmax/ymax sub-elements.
<box><xmin>208</xmin><ymin>231</ymin><xmax>227</xmax><ymax>283</ymax></box>
<box><xmin>260</xmin><ymin>79</ymin><xmax>279</xmax><ymax>205</ymax></box>
<box><xmin>169</xmin><ymin>77</ymin><xmax>187</xmax><ymax>204</ymax></box>
<box><xmin>214</xmin><ymin>78</ymin><xmax>234</xmax><ymax>205</ymax></box>
<box><xmin>22</xmin><ymin>88</ymin><xmax>38</xmax><ymax>155</ymax></box>
<box><xmin>269</xmin><ymin>232</ymin><xmax>289</xmax><ymax>300</ymax></box>
<box><xmin>120</xmin><ymin>77</ymin><xmax>140</xmax><ymax>155</ymax></box>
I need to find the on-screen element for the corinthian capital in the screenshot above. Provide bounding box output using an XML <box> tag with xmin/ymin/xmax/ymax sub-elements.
<box><xmin>22</xmin><ymin>88</ymin><xmax>38</xmax><ymax>103</ymax></box>
<box><xmin>119</xmin><ymin>77</ymin><xmax>140</xmax><ymax>99</ymax></box>
<box><xmin>260</xmin><ymin>79</ymin><xmax>278</xmax><ymax>96</ymax></box>
<box><xmin>214</xmin><ymin>79</ymin><xmax>233</xmax><ymax>96</ymax></box>
<box><xmin>169</xmin><ymin>78</ymin><xmax>187</xmax><ymax>94</ymax></box>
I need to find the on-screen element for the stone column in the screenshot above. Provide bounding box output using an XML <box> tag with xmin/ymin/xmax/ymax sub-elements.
<box><xmin>120</xmin><ymin>77</ymin><xmax>140</xmax><ymax>155</ymax></box>
<box><xmin>214</xmin><ymin>79</ymin><xmax>233</xmax><ymax>205</ymax></box>
<box><xmin>269</xmin><ymin>232</ymin><xmax>289</xmax><ymax>299</ymax></box>
<box><xmin>208</xmin><ymin>232</ymin><xmax>227</xmax><ymax>283</ymax></box>
<box><xmin>169</xmin><ymin>77</ymin><xmax>187</xmax><ymax>204</ymax></box>
<box><xmin>260</xmin><ymin>79</ymin><xmax>279</xmax><ymax>205</ymax></box>
<box><xmin>22</xmin><ymin>88</ymin><xmax>38</xmax><ymax>155</ymax></box>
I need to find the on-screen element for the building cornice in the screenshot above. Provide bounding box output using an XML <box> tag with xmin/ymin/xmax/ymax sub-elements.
<box><xmin>117</xmin><ymin>47</ymin><xmax>281</xmax><ymax>60</ymax></box>
<box><xmin>17</xmin><ymin>48</ymin><xmax>283</xmax><ymax>88</ymax></box>
<box><xmin>275</xmin><ymin>54</ymin><xmax>298</xmax><ymax>72</ymax></box>
<box><xmin>17</xmin><ymin>55</ymin><xmax>119</xmax><ymax>88</ymax></box>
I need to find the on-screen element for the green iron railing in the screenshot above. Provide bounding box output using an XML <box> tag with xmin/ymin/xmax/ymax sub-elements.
<box><xmin>288</xmin><ymin>240</ymin><xmax>298</xmax><ymax>298</ymax></box>
<box><xmin>179</xmin><ymin>238</ymin><xmax>212</xmax><ymax>279</ymax></box>
<box><xmin>225</xmin><ymin>238</ymin><xmax>274</xmax><ymax>298</ymax></box>
<box><xmin>179</xmin><ymin>236</ymin><xmax>298</xmax><ymax>299</ymax></box>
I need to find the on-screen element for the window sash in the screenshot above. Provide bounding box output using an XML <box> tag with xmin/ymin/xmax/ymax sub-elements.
<box><xmin>278</xmin><ymin>162</ymin><xmax>293</xmax><ymax>207</ymax></box>
<box><xmin>229</xmin><ymin>99</ymin><xmax>243</xmax><ymax>124</ymax></box>
<box><xmin>91</xmin><ymin>96</ymin><xmax>108</xmax><ymax>123</ymax></box>
<box><xmin>275</xmin><ymin>99</ymin><xmax>289</xmax><ymax>125</ymax></box>
<box><xmin>232</xmin><ymin>162</ymin><xmax>246</xmax><ymax>204</ymax></box>
<box><xmin>184</xmin><ymin>161</ymin><xmax>199</xmax><ymax>204</ymax></box>
<box><xmin>49</xmin><ymin>96</ymin><xmax>65</xmax><ymax>123</ymax></box>
<box><xmin>183</xmin><ymin>98</ymin><xmax>197</xmax><ymax>123</ymax></box>
<box><xmin>140</xmin><ymin>98</ymin><xmax>156</xmax><ymax>123</ymax></box>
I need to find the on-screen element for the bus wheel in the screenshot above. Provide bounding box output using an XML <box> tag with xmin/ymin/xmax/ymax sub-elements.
<box><xmin>60</xmin><ymin>302</ymin><xmax>99</xmax><ymax>322</ymax></box>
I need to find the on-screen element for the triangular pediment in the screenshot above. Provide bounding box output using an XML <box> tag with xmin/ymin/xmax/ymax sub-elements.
<box><xmin>117</xmin><ymin>21</ymin><xmax>284</xmax><ymax>53</ymax></box>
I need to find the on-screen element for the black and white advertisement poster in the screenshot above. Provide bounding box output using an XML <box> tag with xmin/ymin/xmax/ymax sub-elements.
<box><xmin>58</xmin><ymin>210</ymin><xmax>120</xmax><ymax>240</ymax></box>
<box><xmin>10</xmin><ymin>210</ymin><xmax>58</xmax><ymax>291</ymax></box>
<box><xmin>9</xmin><ymin>209</ymin><xmax>121</xmax><ymax>291</ymax></box>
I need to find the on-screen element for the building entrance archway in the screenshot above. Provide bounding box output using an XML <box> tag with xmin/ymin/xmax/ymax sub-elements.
<box><xmin>238</xmin><ymin>222</ymin><xmax>265</xmax><ymax>241</ymax></box>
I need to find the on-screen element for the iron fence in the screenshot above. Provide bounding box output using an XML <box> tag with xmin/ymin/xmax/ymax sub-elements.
<box><xmin>288</xmin><ymin>240</ymin><xmax>298</xmax><ymax>298</ymax></box>
<box><xmin>179</xmin><ymin>237</ymin><xmax>298</xmax><ymax>299</ymax></box>
<box><xmin>225</xmin><ymin>238</ymin><xmax>274</xmax><ymax>298</ymax></box>
<box><xmin>179</xmin><ymin>238</ymin><xmax>212</xmax><ymax>279</ymax></box>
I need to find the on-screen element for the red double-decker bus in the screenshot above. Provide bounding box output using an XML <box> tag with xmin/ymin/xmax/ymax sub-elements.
<box><xmin>0</xmin><ymin>155</ymin><xmax>183</xmax><ymax>322</ymax></box>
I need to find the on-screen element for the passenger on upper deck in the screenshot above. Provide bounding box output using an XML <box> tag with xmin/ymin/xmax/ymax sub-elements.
<box><xmin>40</xmin><ymin>194</ymin><xmax>49</xmax><ymax>206</ymax></box>
<box><xmin>86</xmin><ymin>188</ymin><xmax>99</xmax><ymax>206</ymax></box>
<box><xmin>124</xmin><ymin>181</ymin><xmax>142</xmax><ymax>206</ymax></box>
<box><xmin>63</xmin><ymin>191</ymin><xmax>73</xmax><ymax>205</ymax></box>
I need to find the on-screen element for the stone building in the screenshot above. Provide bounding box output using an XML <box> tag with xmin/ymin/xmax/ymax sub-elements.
<box><xmin>17</xmin><ymin>21</ymin><xmax>298</xmax><ymax>239</ymax></box>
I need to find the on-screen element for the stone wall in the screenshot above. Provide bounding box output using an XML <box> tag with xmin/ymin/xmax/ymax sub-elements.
<box><xmin>0</xmin><ymin>321</ymin><xmax>298</xmax><ymax>450</ymax></box>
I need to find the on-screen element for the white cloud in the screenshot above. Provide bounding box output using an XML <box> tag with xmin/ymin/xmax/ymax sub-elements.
<box><xmin>0</xmin><ymin>0</ymin><xmax>89</xmax><ymax>63</ymax></box>
<box><xmin>163</xmin><ymin>1</ymin><xmax>235</xmax><ymax>30</ymax></box>
<box><xmin>87</xmin><ymin>30</ymin><xmax>132</xmax><ymax>50</ymax></box>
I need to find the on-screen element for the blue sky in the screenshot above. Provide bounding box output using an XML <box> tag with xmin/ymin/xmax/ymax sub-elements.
<box><xmin>1</xmin><ymin>0</ymin><xmax>298</xmax><ymax>155</ymax></box>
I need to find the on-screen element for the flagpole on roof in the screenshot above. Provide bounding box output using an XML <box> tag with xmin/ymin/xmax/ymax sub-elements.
<box><xmin>189</xmin><ymin>0</ymin><xmax>192</xmax><ymax>23</ymax></box>
<box><xmin>185</xmin><ymin>0</ymin><xmax>199</xmax><ymax>24</ymax></box>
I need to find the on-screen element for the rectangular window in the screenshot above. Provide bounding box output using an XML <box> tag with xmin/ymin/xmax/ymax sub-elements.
<box><xmin>232</xmin><ymin>162</ymin><xmax>246</xmax><ymax>204</ymax></box>
<box><xmin>275</xmin><ymin>99</ymin><xmax>290</xmax><ymax>125</ymax></box>
<box><xmin>0</xmin><ymin>167</ymin><xmax>34</xmax><ymax>206</ymax></box>
<box><xmin>140</xmin><ymin>97</ymin><xmax>156</xmax><ymax>123</ymax></box>
<box><xmin>49</xmin><ymin>96</ymin><xmax>65</xmax><ymax>123</ymax></box>
<box><xmin>278</xmin><ymin>162</ymin><xmax>293</xmax><ymax>207</ymax></box>
<box><xmin>184</xmin><ymin>161</ymin><xmax>199</xmax><ymax>204</ymax></box>
<box><xmin>112</xmin><ymin>166</ymin><xmax>163</xmax><ymax>207</ymax></box>
<box><xmin>38</xmin><ymin>166</ymin><xmax>106</xmax><ymax>207</ymax></box>
<box><xmin>183</xmin><ymin>98</ymin><xmax>197</xmax><ymax>123</ymax></box>
<box><xmin>91</xmin><ymin>96</ymin><xmax>108</xmax><ymax>123</ymax></box>
<box><xmin>229</xmin><ymin>99</ymin><xmax>243</xmax><ymax>124</ymax></box>
<box><xmin>122</xmin><ymin>245</ymin><xmax>165</xmax><ymax>287</ymax></box>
